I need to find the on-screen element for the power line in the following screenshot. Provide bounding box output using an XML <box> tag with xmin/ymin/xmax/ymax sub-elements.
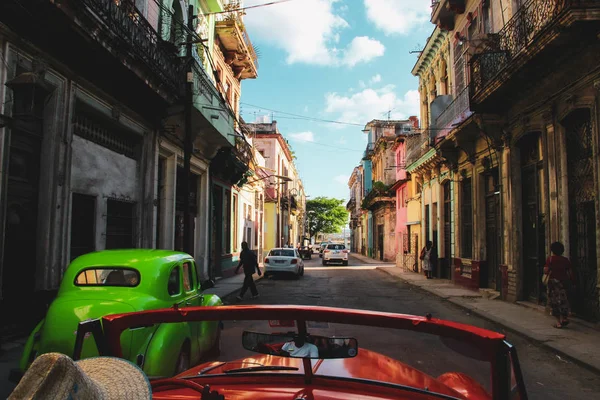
<box><xmin>241</xmin><ymin>102</ymin><xmax>364</xmax><ymax>127</ymax></box>
<box><xmin>203</xmin><ymin>0</ymin><xmax>296</xmax><ymax>16</ymax></box>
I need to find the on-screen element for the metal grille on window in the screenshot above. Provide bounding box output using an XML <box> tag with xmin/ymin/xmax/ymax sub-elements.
<box><xmin>73</xmin><ymin>113</ymin><xmax>140</xmax><ymax>159</ymax></box>
<box><xmin>105</xmin><ymin>198</ymin><xmax>136</xmax><ymax>249</ymax></box>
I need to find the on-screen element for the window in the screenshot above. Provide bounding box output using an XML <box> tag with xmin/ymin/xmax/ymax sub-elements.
<box><xmin>327</xmin><ymin>244</ymin><xmax>346</xmax><ymax>250</ymax></box>
<box><xmin>248</xmin><ymin>205</ymin><xmax>252</xmax><ymax>220</ymax></box>
<box><xmin>182</xmin><ymin>262</ymin><xmax>194</xmax><ymax>292</ymax></box>
<box><xmin>70</xmin><ymin>193</ymin><xmax>96</xmax><ymax>261</ymax></box>
<box><xmin>75</xmin><ymin>268</ymin><xmax>139</xmax><ymax>287</ymax></box>
<box><xmin>269</xmin><ymin>249</ymin><xmax>295</xmax><ymax>257</ymax></box>
<box><xmin>105</xmin><ymin>199</ymin><xmax>136</xmax><ymax>249</ymax></box>
<box><xmin>168</xmin><ymin>266</ymin><xmax>181</xmax><ymax>296</ymax></box>
<box><xmin>461</xmin><ymin>177</ymin><xmax>473</xmax><ymax>258</ymax></box>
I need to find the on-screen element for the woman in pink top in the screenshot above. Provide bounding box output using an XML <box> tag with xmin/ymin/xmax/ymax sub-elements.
<box><xmin>543</xmin><ymin>242</ymin><xmax>575</xmax><ymax>328</ymax></box>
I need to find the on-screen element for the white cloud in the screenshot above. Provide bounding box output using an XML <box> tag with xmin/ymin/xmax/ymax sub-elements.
<box><xmin>289</xmin><ymin>131</ymin><xmax>315</xmax><ymax>142</ymax></box>
<box><xmin>370</xmin><ymin>74</ymin><xmax>382</xmax><ymax>84</ymax></box>
<box><xmin>358</xmin><ymin>80</ymin><xmax>366</xmax><ymax>88</ymax></box>
<box><xmin>364</xmin><ymin>0</ymin><xmax>431</xmax><ymax>35</ymax></box>
<box><xmin>244</xmin><ymin>0</ymin><xmax>348</xmax><ymax>65</ymax></box>
<box><xmin>324</xmin><ymin>86</ymin><xmax>420</xmax><ymax>126</ymax></box>
<box><xmin>334</xmin><ymin>174</ymin><xmax>350</xmax><ymax>185</ymax></box>
<box><xmin>341</xmin><ymin>36</ymin><xmax>385</xmax><ymax>67</ymax></box>
<box><xmin>244</xmin><ymin>1</ymin><xmax>384</xmax><ymax>67</ymax></box>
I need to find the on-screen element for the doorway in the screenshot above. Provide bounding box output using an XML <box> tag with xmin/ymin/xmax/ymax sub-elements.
<box><xmin>210</xmin><ymin>185</ymin><xmax>223</xmax><ymax>278</ymax></box>
<box><xmin>484</xmin><ymin>169</ymin><xmax>500</xmax><ymax>290</ymax></box>
<box><xmin>1</xmin><ymin>126</ymin><xmax>42</xmax><ymax>334</ymax></box>
<box><xmin>377</xmin><ymin>225</ymin><xmax>384</xmax><ymax>261</ymax></box>
<box><xmin>564</xmin><ymin>109</ymin><xmax>598</xmax><ymax>320</ymax></box>
<box><xmin>519</xmin><ymin>133</ymin><xmax>546</xmax><ymax>304</ymax></box>
<box><xmin>442</xmin><ymin>181</ymin><xmax>452</xmax><ymax>279</ymax></box>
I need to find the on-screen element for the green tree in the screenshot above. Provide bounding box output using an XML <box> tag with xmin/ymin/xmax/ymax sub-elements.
<box><xmin>306</xmin><ymin>197</ymin><xmax>348</xmax><ymax>239</ymax></box>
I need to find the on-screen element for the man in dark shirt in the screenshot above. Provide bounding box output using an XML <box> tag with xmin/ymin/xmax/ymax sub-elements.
<box><xmin>235</xmin><ymin>241</ymin><xmax>262</xmax><ymax>301</ymax></box>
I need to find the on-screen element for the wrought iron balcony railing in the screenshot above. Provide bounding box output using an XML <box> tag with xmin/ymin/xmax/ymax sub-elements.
<box><xmin>470</xmin><ymin>0</ymin><xmax>597</xmax><ymax>100</ymax></box>
<box><xmin>435</xmin><ymin>86</ymin><xmax>471</xmax><ymax>134</ymax></box>
<box><xmin>234</xmin><ymin>135</ymin><xmax>253</xmax><ymax>167</ymax></box>
<box><xmin>79</xmin><ymin>0</ymin><xmax>182</xmax><ymax>95</ymax></box>
<box><xmin>362</xmin><ymin>143</ymin><xmax>375</xmax><ymax>160</ymax></box>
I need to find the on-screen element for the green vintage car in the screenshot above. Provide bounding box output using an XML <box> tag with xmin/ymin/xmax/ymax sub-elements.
<box><xmin>16</xmin><ymin>249</ymin><xmax>222</xmax><ymax>378</ymax></box>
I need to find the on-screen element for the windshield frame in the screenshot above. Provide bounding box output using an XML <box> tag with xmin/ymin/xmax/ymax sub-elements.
<box><xmin>75</xmin><ymin>305</ymin><xmax>525</xmax><ymax>399</ymax></box>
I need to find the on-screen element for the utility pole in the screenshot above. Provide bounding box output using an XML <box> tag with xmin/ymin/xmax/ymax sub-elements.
<box><xmin>183</xmin><ymin>5</ymin><xmax>194</xmax><ymax>255</ymax></box>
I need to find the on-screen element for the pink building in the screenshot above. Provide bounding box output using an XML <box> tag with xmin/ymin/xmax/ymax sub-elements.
<box><xmin>392</xmin><ymin>116</ymin><xmax>419</xmax><ymax>262</ymax></box>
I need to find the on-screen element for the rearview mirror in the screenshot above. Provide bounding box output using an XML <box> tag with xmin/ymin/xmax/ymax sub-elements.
<box><xmin>242</xmin><ymin>331</ymin><xmax>358</xmax><ymax>359</ymax></box>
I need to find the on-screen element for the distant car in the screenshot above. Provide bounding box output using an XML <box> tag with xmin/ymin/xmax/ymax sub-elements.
<box><xmin>323</xmin><ymin>243</ymin><xmax>349</xmax><ymax>266</ymax></box>
<box><xmin>298</xmin><ymin>246</ymin><xmax>312</xmax><ymax>260</ymax></box>
<box><xmin>264</xmin><ymin>248</ymin><xmax>305</xmax><ymax>278</ymax></box>
<box><xmin>311</xmin><ymin>244</ymin><xmax>321</xmax><ymax>254</ymax></box>
<box><xmin>318</xmin><ymin>242</ymin><xmax>330</xmax><ymax>258</ymax></box>
<box><xmin>13</xmin><ymin>249</ymin><xmax>222</xmax><ymax>381</ymax></box>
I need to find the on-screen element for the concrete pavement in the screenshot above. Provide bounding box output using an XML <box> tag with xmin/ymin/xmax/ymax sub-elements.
<box><xmin>367</xmin><ymin>255</ymin><xmax>600</xmax><ymax>374</ymax></box>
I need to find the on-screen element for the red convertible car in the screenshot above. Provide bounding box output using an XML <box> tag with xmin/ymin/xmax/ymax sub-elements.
<box><xmin>73</xmin><ymin>305</ymin><xmax>527</xmax><ymax>399</ymax></box>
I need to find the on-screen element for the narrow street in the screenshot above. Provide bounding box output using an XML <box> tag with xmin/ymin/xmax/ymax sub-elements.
<box><xmin>216</xmin><ymin>255</ymin><xmax>600</xmax><ymax>400</ymax></box>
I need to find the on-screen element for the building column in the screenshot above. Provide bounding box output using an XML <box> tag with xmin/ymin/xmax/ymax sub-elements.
<box><xmin>159</xmin><ymin>154</ymin><xmax>177</xmax><ymax>250</ymax></box>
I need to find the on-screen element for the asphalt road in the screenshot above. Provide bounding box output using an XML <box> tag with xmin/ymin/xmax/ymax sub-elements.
<box><xmin>217</xmin><ymin>255</ymin><xmax>600</xmax><ymax>400</ymax></box>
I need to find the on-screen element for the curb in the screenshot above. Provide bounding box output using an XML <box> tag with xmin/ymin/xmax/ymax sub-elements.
<box><xmin>376</xmin><ymin>267</ymin><xmax>600</xmax><ymax>375</ymax></box>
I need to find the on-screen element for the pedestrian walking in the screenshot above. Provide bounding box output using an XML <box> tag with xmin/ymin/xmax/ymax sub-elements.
<box><xmin>543</xmin><ymin>241</ymin><xmax>575</xmax><ymax>328</ymax></box>
<box><xmin>419</xmin><ymin>241</ymin><xmax>436</xmax><ymax>279</ymax></box>
<box><xmin>235</xmin><ymin>241</ymin><xmax>262</xmax><ymax>301</ymax></box>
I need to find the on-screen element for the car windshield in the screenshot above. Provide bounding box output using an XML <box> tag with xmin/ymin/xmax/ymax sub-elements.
<box><xmin>93</xmin><ymin>309</ymin><xmax>521</xmax><ymax>399</ymax></box>
<box><xmin>269</xmin><ymin>249</ymin><xmax>295</xmax><ymax>257</ymax></box>
<box><xmin>74</xmin><ymin>268</ymin><xmax>140</xmax><ymax>287</ymax></box>
<box><xmin>327</xmin><ymin>244</ymin><xmax>345</xmax><ymax>250</ymax></box>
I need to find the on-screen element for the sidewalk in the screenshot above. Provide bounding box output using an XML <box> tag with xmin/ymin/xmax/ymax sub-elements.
<box><xmin>378</xmin><ymin>266</ymin><xmax>600</xmax><ymax>374</ymax></box>
<box><xmin>349</xmin><ymin>252</ymin><xmax>395</xmax><ymax>265</ymax></box>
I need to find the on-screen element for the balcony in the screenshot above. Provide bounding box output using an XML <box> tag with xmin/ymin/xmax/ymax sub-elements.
<box><xmin>469</xmin><ymin>0</ymin><xmax>600</xmax><ymax>112</ymax></box>
<box><xmin>216</xmin><ymin>10</ymin><xmax>258</xmax><ymax>80</ymax></box>
<box><xmin>362</xmin><ymin>143</ymin><xmax>376</xmax><ymax>160</ymax></box>
<box><xmin>346</xmin><ymin>198</ymin><xmax>356</xmax><ymax>211</ymax></box>
<box><xmin>79</xmin><ymin>0</ymin><xmax>182</xmax><ymax>96</ymax></box>
<box><xmin>431</xmin><ymin>0</ymin><xmax>466</xmax><ymax>31</ymax></box>
<box><xmin>434</xmin><ymin>87</ymin><xmax>472</xmax><ymax>138</ymax></box>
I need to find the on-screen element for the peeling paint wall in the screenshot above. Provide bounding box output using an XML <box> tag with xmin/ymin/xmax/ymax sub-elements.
<box><xmin>71</xmin><ymin>135</ymin><xmax>139</xmax><ymax>250</ymax></box>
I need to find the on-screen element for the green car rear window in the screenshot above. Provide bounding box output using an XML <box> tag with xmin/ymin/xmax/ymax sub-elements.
<box><xmin>74</xmin><ymin>268</ymin><xmax>140</xmax><ymax>287</ymax></box>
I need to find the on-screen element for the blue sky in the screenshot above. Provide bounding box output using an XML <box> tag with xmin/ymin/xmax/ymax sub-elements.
<box><xmin>241</xmin><ymin>0</ymin><xmax>433</xmax><ymax>201</ymax></box>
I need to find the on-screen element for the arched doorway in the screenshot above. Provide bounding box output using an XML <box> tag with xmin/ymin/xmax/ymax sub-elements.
<box><xmin>518</xmin><ymin>132</ymin><xmax>546</xmax><ymax>304</ymax></box>
<box><xmin>563</xmin><ymin>108</ymin><xmax>599</xmax><ymax>320</ymax></box>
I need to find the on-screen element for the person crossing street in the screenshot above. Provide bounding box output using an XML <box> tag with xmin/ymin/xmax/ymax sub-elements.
<box><xmin>235</xmin><ymin>241</ymin><xmax>262</xmax><ymax>301</ymax></box>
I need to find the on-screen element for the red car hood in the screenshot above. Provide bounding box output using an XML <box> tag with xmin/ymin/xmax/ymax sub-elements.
<box><xmin>172</xmin><ymin>349</ymin><xmax>490</xmax><ymax>400</ymax></box>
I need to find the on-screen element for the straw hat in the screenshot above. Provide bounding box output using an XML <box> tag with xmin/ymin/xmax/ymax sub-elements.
<box><xmin>8</xmin><ymin>352</ymin><xmax>151</xmax><ymax>400</ymax></box>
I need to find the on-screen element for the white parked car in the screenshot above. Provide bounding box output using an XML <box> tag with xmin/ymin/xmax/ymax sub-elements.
<box><xmin>322</xmin><ymin>243</ymin><xmax>349</xmax><ymax>266</ymax></box>
<box><xmin>311</xmin><ymin>244</ymin><xmax>321</xmax><ymax>254</ymax></box>
<box><xmin>264</xmin><ymin>248</ymin><xmax>305</xmax><ymax>278</ymax></box>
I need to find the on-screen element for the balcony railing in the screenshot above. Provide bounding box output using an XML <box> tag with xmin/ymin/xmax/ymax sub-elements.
<box><xmin>234</xmin><ymin>136</ymin><xmax>253</xmax><ymax>166</ymax></box>
<box><xmin>435</xmin><ymin>86</ymin><xmax>471</xmax><ymax>134</ymax></box>
<box><xmin>80</xmin><ymin>0</ymin><xmax>182</xmax><ymax>95</ymax></box>
<box><xmin>363</xmin><ymin>143</ymin><xmax>375</xmax><ymax>160</ymax></box>
<box><xmin>470</xmin><ymin>0</ymin><xmax>596</xmax><ymax>99</ymax></box>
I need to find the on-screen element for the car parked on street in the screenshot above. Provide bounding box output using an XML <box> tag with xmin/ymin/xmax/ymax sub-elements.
<box><xmin>322</xmin><ymin>243</ymin><xmax>349</xmax><ymax>266</ymax></box>
<box><xmin>12</xmin><ymin>249</ymin><xmax>222</xmax><ymax>381</ymax></box>
<box><xmin>264</xmin><ymin>248</ymin><xmax>305</xmax><ymax>278</ymax></box>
